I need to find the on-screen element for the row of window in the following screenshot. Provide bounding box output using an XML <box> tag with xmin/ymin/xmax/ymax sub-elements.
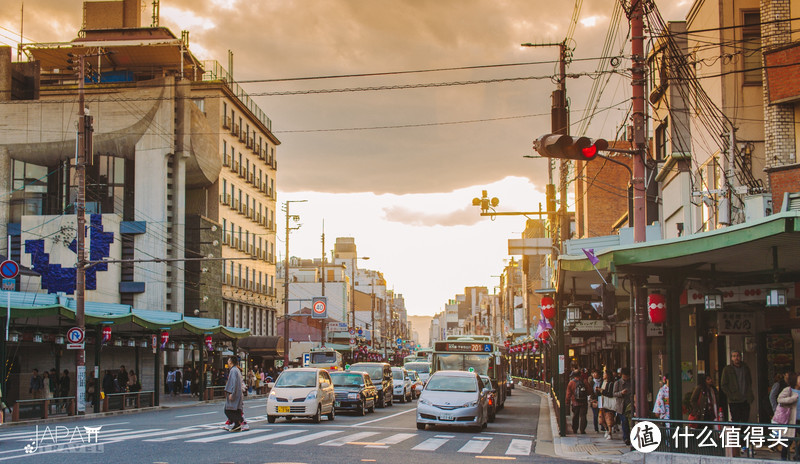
<box><xmin>222</xmin><ymin>103</ymin><xmax>277</xmax><ymax>168</ymax></box>
<box><xmin>222</xmin><ymin>218</ymin><xmax>275</xmax><ymax>262</ymax></box>
<box><xmin>225</xmin><ymin>261</ymin><xmax>275</xmax><ymax>295</ymax></box>
<box><xmin>223</xmin><ymin>302</ymin><xmax>276</xmax><ymax>337</ymax></box>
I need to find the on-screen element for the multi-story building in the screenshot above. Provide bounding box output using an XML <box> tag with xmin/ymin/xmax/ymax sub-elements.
<box><xmin>0</xmin><ymin>0</ymin><xmax>278</xmax><ymax>338</ymax></box>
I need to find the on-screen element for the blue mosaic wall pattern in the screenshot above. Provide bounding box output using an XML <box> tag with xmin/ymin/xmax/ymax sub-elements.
<box><xmin>25</xmin><ymin>214</ymin><xmax>115</xmax><ymax>294</ymax></box>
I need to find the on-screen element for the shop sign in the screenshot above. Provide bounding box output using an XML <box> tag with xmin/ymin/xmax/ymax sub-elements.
<box><xmin>647</xmin><ymin>323</ymin><xmax>664</xmax><ymax>337</ymax></box>
<box><xmin>571</xmin><ymin>320</ymin><xmax>605</xmax><ymax>332</ymax></box>
<box><xmin>717</xmin><ymin>312</ymin><xmax>755</xmax><ymax>335</ymax></box>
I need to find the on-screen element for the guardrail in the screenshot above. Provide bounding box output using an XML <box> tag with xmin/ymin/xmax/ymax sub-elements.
<box><xmin>102</xmin><ymin>391</ymin><xmax>154</xmax><ymax>412</ymax></box>
<box><xmin>12</xmin><ymin>397</ymin><xmax>75</xmax><ymax>421</ymax></box>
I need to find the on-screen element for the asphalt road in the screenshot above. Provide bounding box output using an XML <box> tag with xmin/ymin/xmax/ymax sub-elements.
<box><xmin>0</xmin><ymin>388</ymin><xmax>586</xmax><ymax>464</ymax></box>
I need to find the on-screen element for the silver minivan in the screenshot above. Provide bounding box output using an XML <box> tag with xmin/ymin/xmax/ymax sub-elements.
<box><xmin>267</xmin><ymin>368</ymin><xmax>336</xmax><ymax>423</ymax></box>
<box><xmin>416</xmin><ymin>370</ymin><xmax>488</xmax><ymax>431</ymax></box>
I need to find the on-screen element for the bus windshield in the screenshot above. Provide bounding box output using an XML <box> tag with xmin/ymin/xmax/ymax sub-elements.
<box><xmin>404</xmin><ymin>362</ymin><xmax>430</xmax><ymax>374</ymax></box>
<box><xmin>434</xmin><ymin>353</ymin><xmax>492</xmax><ymax>376</ymax></box>
<box><xmin>310</xmin><ymin>352</ymin><xmax>337</xmax><ymax>364</ymax></box>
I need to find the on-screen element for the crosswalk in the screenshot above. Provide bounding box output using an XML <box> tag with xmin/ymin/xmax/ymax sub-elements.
<box><xmin>1</xmin><ymin>425</ymin><xmax>533</xmax><ymax>457</ymax></box>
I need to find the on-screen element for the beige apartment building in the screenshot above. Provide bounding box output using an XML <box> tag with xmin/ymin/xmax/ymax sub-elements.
<box><xmin>0</xmin><ymin>0</ymin><xmax>278</xmax><ymax>337</ymax></box>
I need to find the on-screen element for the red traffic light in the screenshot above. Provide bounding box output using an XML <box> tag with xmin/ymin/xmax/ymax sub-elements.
<box><xmin>533</xmin><ymin>134</ymin><xmax>608</xmax><ymax>161</ymax></box>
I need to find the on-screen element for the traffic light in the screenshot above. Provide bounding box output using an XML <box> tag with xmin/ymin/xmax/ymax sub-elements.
<box><xmin>590</xmin><ymin>283</ymin><xmax>616</xmax><ymax>318</ymax></box>
<box><xmin>533</xmin><ymin>134</ymin><xmax>609</xmax><ymax>161</ymax></box>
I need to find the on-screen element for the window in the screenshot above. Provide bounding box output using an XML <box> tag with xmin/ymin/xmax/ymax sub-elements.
<box><xmin>655</xmin><ymin>119</ymin><xmax>668</xmax><ymax>162</ymax></box>
<box><xmin>742</xmin><ymin>11</ymin><xmax>762</xmax><ymax>84</ymax></box>
<box><xmin>223</xmin><ymin>140</ymin><xmax>227</xmax><ymax>161</ymax></box>
<box><xmin>10</xmin><ymin>160</ymin><xmax>48</xmax><ymax>220</ymax></box>
<box><xmin>192</xmin><ymin>98</ymin><xmax>205</xmax><ymax>113</ymax></box>
<box><xmin>69</xmin><ymin>154</ymin><xmax>128</xmax><ymax>216</ymax></box>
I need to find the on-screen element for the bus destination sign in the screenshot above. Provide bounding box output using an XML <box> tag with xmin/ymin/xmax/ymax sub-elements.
<box><xmin>436</xmin><ymin>342</ymin><xmax>492</xmax><ymax>353</ymax></box>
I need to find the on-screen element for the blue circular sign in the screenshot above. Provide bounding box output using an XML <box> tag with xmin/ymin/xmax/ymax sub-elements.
<box><xmin>0</xmin><ymin>260</ymin><xmax>19</xmax><ymax>279</ymax></box>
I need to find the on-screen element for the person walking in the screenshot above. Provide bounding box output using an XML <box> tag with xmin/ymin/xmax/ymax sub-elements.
<box><xmin>118</xmin><ymin>366</ymin><xmax>129</xmax><ymax>393</ymax></box>
<box><xmin>773</xmin><ymin>372</ymin><xmax>799</xmax><ymax>461</ymax></box>
<box><xmin>600</xmin><ymin>369</ymin><xmax>617</xmax><ymax>440</ymax></box>
<box><xmin>720</xmin><ymin>350</ymin><xmax>754</xmax><ymax>423</ymax></box>
<box><xmin>590</xmin><ymin>369</ymin><xmax>602</xmax><ymax>433</ymax></box>
<box><xmin>566</xmin><ymin>371</ymin><xmax>590</xmax><ymax>434</ymax></box>
<box><xmin>690</xmin><ymin>374</ymin><xmax>719</xmax><ymax>423</ymax></box>
<box><xmin>59</xmin><ymin>369</ymin><xmax>70</xmax><ymax>397</ymax></box>
<box><xmin>175</xmin><ymin>369</ymin><xmax>182</xmax><ymax>395</ymax></box>
<box><xmin>29</xmin><ymin>369</ymin><xmax>43</xmax><ymax>399</ymax></box>
<box><xmin>224</xmin><ymin>356</ymin><xmax>245</xmax><ymax>432</ymax></box>
<box><xmin>614</xmin><ymin>368</ymin><xmax>633</xmax><ymax>446</ymax></box>
<box><xmin>653</xmin><ymin>375</ymin><xmax>670</xmax><ymax>420</ymax></box>
<box><xmin>771</xmin><ymin>371</ymin><xmax>790</xmax><ymax>415</ymax></box>
<box><xmin>165</xmin><ymin>368</ymin><xmax>176</xmax><ymax>395</ymax></box>
<box><xmin>42</xmin><ymin>371</ymin><xmax>52</xmax><ymax>399</ymax></box>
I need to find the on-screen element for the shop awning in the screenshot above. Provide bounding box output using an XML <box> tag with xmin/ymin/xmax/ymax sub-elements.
<box><xmin>238</xmin><ymin>336</ymin><xmax>284</xmax><ymax>356</ymax></box>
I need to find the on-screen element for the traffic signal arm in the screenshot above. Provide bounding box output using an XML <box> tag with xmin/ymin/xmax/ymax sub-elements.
<box><xmin>533</xmin><ymin>134</ymin><xmax>609</xmax><ymax>161</ymax></box>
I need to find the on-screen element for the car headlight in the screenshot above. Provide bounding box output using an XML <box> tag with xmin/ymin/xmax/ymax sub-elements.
<box><xmin>348</xmin><ymin>393</ymin><xmax>360</xmax><ymax>400</ymax></box>
<box><xmin>463</xmin><ymin>401</ymin><xmax>478</xmax><ymax>408</ymax></box>
<box><xmin>269</xmin><ymin>390</ymin><xmax>276</xmax><ymax>397</ymax></box>
<box><xmin>419</xmin><ymin>398</ymin><xmax>432</xmax><ymax>405</ymax></box>
<box><xmin>306</xmin><ymin>391</ymin><xmax>318</xmax><ymax>400</ymax></box>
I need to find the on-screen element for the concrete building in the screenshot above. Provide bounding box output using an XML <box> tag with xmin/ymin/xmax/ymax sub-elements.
<box><xmin>0</xmin><ymin>0</ymin><xmax>278</xmax><ymax>338</ymax></box>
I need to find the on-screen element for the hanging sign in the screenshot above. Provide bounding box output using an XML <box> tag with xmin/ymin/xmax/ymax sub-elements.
<box><xmin>102</xmin><ymin>326</ymin><xmax>112</xmax><ymax>344</ymax></box>
<box><xmin>160</xmin><ymin>331</ymin><xmax>170</xmax><ymax>349</ymax></box>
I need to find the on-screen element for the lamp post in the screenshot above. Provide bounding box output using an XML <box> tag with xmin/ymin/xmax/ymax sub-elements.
<box><xmin>282</xmin><ymin>200</ymin><xmax>306</xmax><ymax>368</ymax></box>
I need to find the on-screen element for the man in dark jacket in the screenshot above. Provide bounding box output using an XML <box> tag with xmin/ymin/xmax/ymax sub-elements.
<box><xmin>720</xmin><ymin>350</ymin><xmax>753</xmax><ymax>423</ymax></box>
<box><xmin>613</xmin><ymin>368</ymin><xmax>633</xmax><ymax>446</ymax></box>
<box><xmin>566</xmin><ymin>371</ymin><xmax>590</xmax><ymax>434</ymax></box>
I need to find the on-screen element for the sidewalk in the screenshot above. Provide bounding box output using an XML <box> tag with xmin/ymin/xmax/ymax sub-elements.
<box><xmin>529</xmin><ymin>387</ymin><xmax>643</xmax><ymax>464</ymax></box>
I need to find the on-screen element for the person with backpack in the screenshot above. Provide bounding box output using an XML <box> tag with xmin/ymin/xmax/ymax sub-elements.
<box><xmin>566</xmin><ymin>370</ymin><xmax>590</xmax><ymax>434</ymax></box>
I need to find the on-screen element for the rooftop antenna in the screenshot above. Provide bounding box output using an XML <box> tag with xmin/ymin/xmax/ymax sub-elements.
<box><xmin>151</xmin><ymin>0</ymin><xmax>159</xmax><ymax>27</ymax></box>
<box><xmin>17</xmin><ymin>2</ymin><xmax>23</xmax><ymax>61</ymax></box>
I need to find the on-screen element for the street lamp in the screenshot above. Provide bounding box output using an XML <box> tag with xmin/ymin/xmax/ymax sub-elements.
<box><xmin>282</xmin><ymin>199</ymin><xmax>307</xmax><ymax>368</ymax></box>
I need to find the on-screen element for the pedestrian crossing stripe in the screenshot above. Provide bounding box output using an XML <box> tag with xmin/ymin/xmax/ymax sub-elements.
<box><xmin>144</xmin><ymin>429</ymin><xmax>223</xmax><ymax>442</ymax></box>
<box><xmin>231</xmin><ymin>429</ymin><xmax>307</xmax><ymax>445</ymax></box>
<box><xmin>506</xmin><ymin>439</ymin><xmax>533</xmax><ymax>455</ymax></box>
<box><xmin>459</xmin><ymin>438</ymin><xmax>493</xmax><ymax>453</ymax></box>
<box><xmin>274</xmin><ymin>430</ymin><xmax>342</xmax><ymax>445</ymax></box>
<box><xmin>412</xmin><ymin>437</ymin><xmax>450</xmax><ymax>451</ymax></box>
<box><xmin>320</xmin><ymin>431</ymin><xmax>379</xmax><ymax>446</ymax></box>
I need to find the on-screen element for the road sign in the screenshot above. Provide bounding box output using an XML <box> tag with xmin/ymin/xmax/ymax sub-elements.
<box><xmin>396</xmin><ymin>338</ymin><xmax>402</xmax><ymax>343</ymax></box>
<box><xmin>349</xmin><ymin>328</ymin><xmax>356</xmax><ymax>335</ymax></box>
<box><xmin>345</xmin><ymin>364</ymin><xmax>350</xmax><ymax>370</ymax></box>
<box><xmin>66</xmin><ymin>327</ymin><xmax>85</xmax><ymax>350</ymax></box>
<box><xmin>349</xmin><ymin>338</ymin><xmax>355</xmax><ymax>345</ymax></box>
<box><xmin>327</xmin><ymin>322</ymin><xmax>348</xmax><ymax>332</ymax></box>
<box><xmin>2</xmin><ymin>278</ymin><xmax>15</xmax><ymax>291</ymax></box>
<box><xmin>0</xmin><ymin>260</ymin><xmax>19</xmax><ymax>279</ymax></box>
<box><xmin>468</xmin><ymin>367</ymin><xmax>475</xmax><ymax>373</ymax></box>
<box><xmin>303</xmin><ymin>353</ymin><xmax>311</xmax><ymax>367</ymax></box>
<box><xmin>357</xmin><ymin>328</ymin><xmax>363</xmax><ymax>335</ymax></box>
<box><xmin>312</xmin><ymin>297</ymin><xmax>327</xmax><ymax>319</ymax></box>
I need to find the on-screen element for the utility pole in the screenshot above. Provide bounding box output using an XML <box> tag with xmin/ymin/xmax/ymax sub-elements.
<box><xmin>74</xmin><ymin>54</ymin><xmax>92</xmax><ymax>415</ymax></box>
<box><xmin>629</xmin><ymin>0</ymin><xmax>649</xmax><ymax>423</ymax></box>
<box><xmin>282</xmin><ymin>200</ymin><xmax>305</xmax><ymax>368</ymax></box>
<box><xmin>320</xmin><ymin>222</ymin><xmax>326</xmax><ymax>346</ymax></box>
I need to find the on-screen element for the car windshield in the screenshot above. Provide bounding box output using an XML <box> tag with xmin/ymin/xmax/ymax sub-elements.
<box><xmin>351</xmin><ymin>365</ymin><xmax>382</xmax><ymax>381</ymax></box>
<box><xmin>274</xmin><ymin>371</ymin><xmax>317</xmax><ymax>388</ymax></box>
<box><xmin>405</xmin><ymin>363</ymin><xmax>430</xmax><ymax>374</ymax></box>
<box><xmin>426</xmin><ymin>375</ymin><xmax>478</xmax><ymax>393</ymax></box>
<box><xmin>330</xmin><ymin>373</ymin><xmax>363</xmax><ymax>387</ymax></box>
<box><xmin>391</xmin><ymin>368</ymin><xmax>404</xmax><ymax>379</ymax></box>
<box><xmin>310</xmin><ymin>352</ymin><xmax>337</xmax><ymax>364</ymax></box>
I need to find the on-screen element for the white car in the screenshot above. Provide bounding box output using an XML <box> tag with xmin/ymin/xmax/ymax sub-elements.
<box><xmin>267</xmin><ymin>368</ymin><xmax>335</xmax><ymax>423</ymax></box>
<box><xmin>391</xmin><ymin>367</ymin><xmax>413</xmax><ymax>403</ymax></box>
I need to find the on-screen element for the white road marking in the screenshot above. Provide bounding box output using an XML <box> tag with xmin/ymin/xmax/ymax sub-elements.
<box><xmin>411</xmin><ymin>437</ymin><xmax>450</xmax><ymax>451</ymax></box>
<box><xmin>144</xmin><ymin>429</ymin><xmax>222</xmax><ymax>442</ymax></box>
<box><xmin>175</xmin><ymin>411</ymin><xmax>217</xmax><ymax>418</ymax></box>
<box><xmin>505</xmin><ymin>439</ymin><xmax>532</xmax><ymax>456</ymax></box>
<box><xmin>435</xmin><ymin>435</ymin><xmax>456</xmax><ymax>438</ymax></box>
<box><xmin>186</xmin><ymin>430</ymin><xmax>245</xmax><ymax>443</ymax></box>
<box><xmin>274</xmin><ymin>430</ymin><xmax>342</xmax><ymax>445</ymax></box>
<box><xmin>350</xmin><ymin>408</ymin><xmax>415</xmax><ymax>427</ymax></box>
<box><xmin>365</xmin><ymin>432</ymin><xmax>416</xmax><ymax>449</ymax></box>
<box><xmin>230</xmin><ymin>429</ymin><xmax>305</xmax><ymax>445</ymax></box>
<box><xmin>320</xmin><ymin>431</ymin><xmax>380</xmax><ymax>447</ymax></box>
<box><xmin>458</xmin><ymin>439</ymin><xmax>492</xmax><ymax>454</ymax></box>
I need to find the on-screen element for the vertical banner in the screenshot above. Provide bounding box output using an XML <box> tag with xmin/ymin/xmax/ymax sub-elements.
<box><xmin>76</xmin><ymin>365</ymin><xmax>86</xmax><ymax>413</ymax></box>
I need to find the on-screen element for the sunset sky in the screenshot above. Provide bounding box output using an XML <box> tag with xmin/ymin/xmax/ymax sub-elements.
<box><xmin>0</xmin><ymin>0</ymin><xmax>692</xmax><ymax>317</ymax></box>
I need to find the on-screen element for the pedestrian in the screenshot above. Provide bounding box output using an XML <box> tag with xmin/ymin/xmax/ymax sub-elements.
<box><xmin>224</xmin><ymin>356</ymin><xmax>245</xmax><ymax>432</ymax></box>
<box><xmin>690</xmin><ymin>374</ymin><xmax>719</xmax><ymax>423</ymax></box>
<box><xmin>118</xmin><ymin>366</ymin><xmax>129</xmax><ymax>393</ymax></box>
<box><xmin>773</xmin><ymin>372</ymin><xmax>799</xmax><ymax>461</ymax></box>
<box><xmin>59</xmin><ymin>369</ymin><xmax>70</xmax><ymax>397</ymax></box>
<box><xmin>42</xmin><ymin>371</ymin><xmax>52</xmax><ymax>399</ymax></box>
<box><xmin>128</xmin><ymin>370</ymin><xmax>140</xmax><ymax>392</ymax></box>
<box><xmin>600</xmin><ymin>369</ymin><xmax>616</xmax><ymax>440</ymax></box>
<box><xmin>175</xmin><ymin>369</ymin><xmax>182</xmax><ymax>395</ymax></box>
<box><xmin>589</xmin><ymin>369</ymin><xmax>602</xmax><ymax>433</ymax></box>
<box><xmin>565</xmin><ymin>371</ymin><xmax>590</xmax><ymax>434</ymax></box>
<box><xmin>29</xmin><ymin>368</ymin><xmax>43</xmax><ymax>399</ymax></box>
<box><xmin>771</xmin><ymin>371</ymin><xmax>790</xmax><ymax>415</ymax></box>
<box><xmin>102</xmin><ymin>370</ymin><xmax>115</xmax><ymax>395</ymax></box>
<box><xmin>653</xmin><ymin>375</ymin><xmax>670</xmax><ymax>420</ymax></box>
<box><xmin>166</xmin><ymin>368</ymin><xmax>176</xmax><ymax>395</ymax></box>
<box><xmin>720</xmin><ymin>350</ymin><xmax>754</xmax><ymax>430</ymax></box>
<box><xmin>613</xmin><ymin>368</ymin><xmax>632</xmax><ymax>446</ymax></box>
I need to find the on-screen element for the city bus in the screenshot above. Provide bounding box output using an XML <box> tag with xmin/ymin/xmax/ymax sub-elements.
<box><xmin>303</xmin><ymin>347</ymin><xmax>344</xmax><ymax>371</ymax></box>
<box><xmin>403</xmin><ymin>348</ymin><xmax>432</xmax><ymax>364</ymax></box>
<box><xmin>431</xmin><ymin>335</ymin><xmax>507</xmax><ymax>409</ymax></box>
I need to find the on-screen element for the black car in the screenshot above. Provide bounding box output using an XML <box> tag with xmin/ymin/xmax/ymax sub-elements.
<box><xmin>330</xmin><ymin>371</ymin><xmax>378</xmax><ymax>415</ymax></box>
<box><xmin>349</xmin><ymin>362</ymin><xmax>393</xmax><ymax>408</ymax></box>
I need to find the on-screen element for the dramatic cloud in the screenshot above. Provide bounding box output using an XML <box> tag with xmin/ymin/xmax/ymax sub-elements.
<box><xmin>382</xmin><ymin>205</ymin><xmax>481</xmax><ymax>227</ymax></box>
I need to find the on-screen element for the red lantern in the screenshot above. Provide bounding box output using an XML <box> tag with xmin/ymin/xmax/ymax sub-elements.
<box><xmin>504</xmin><ymin>340</ymin><xmax>510</xmax><ymax>348</ymax></box>
<box><xmin>204</xmin><ymin>335</ymin><xmax>213</xmax><ymax>351</ymax></box>
<box><xmin>527</xmin><ymin>342</ymin><xmax>533</xmax><ymax>351</ymax></box>
<box><xmin>533</xmin><ymin>339</ymin><xmax>540</xmax><ymax>351</ymax></box>
<box><xmin>540</xmin><ymin>330</ymin><xmax>551</xmax><ymax>341</ymax></box>
<box><xmin>160</xmin><ymin>331</ymin><xmax>170</xmax><ymax>348</ymax></box>
<box><xmin>541</xmin><ymin>296</ymin><xmax>556</xmax><ymax>320</ymax></box>
<box><xmin>648</xmin><ymin>293</ymin><xmax>667</xmax><ymax>324</ymax></box>
<box><xmin>102</xmin><ymin>326</ymin><xmax>112</xmax><ymax>344</ymax></box>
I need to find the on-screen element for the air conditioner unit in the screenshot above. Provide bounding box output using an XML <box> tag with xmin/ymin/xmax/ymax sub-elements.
<box><xmin>744</xmin><ymin>193</ymin><xmax>772</xmax><ymax>222</ymax></box>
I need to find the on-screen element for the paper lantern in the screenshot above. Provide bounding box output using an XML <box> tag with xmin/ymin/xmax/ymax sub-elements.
<box><xmin>648</xmin><ymin>293</ymin><xmax>667</xmax><ymax>324</ymax></box>
<box><xmin>541</xmin><ymin>296</ymin><xmax>556</xmax><ymax>320</ymax></box>
<box><xmin>205</xmin><ymin>335</ymin><xmax>213</xmax><ymax>351</ymax></box>
<box><xmin>160</xmin><ymin>331</ymin><xmax>170</xmax><ymax>349</ymax></box>
<box><xmin>102</xmin><ymin>326</ymin><xmax>112</xmax><ymax>344</ymax></box>
<box><xmin>540</xmin><ymin>330</ymin><xmax>551</xmax><ymax>341</ymax></box>
<box><xmin>533</xmin><ymin>339</ymin><xmax>540</xmax><ymax>351</ymax></box>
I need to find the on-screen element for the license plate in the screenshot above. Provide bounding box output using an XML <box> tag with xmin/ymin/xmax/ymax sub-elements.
<box><xmin>335</xmin><ymin>401</ymin><xmax>341</xmax><ymax>407</ymax></box>
<box><xmin>440</xmin><ymin>414</ymin><xmax>454</xmax><ymax>421</ymax></box>
<box><xmin>277</xmin><ymin>406</ymin><xmax>290</xmax><ymax>413</ymax></box>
